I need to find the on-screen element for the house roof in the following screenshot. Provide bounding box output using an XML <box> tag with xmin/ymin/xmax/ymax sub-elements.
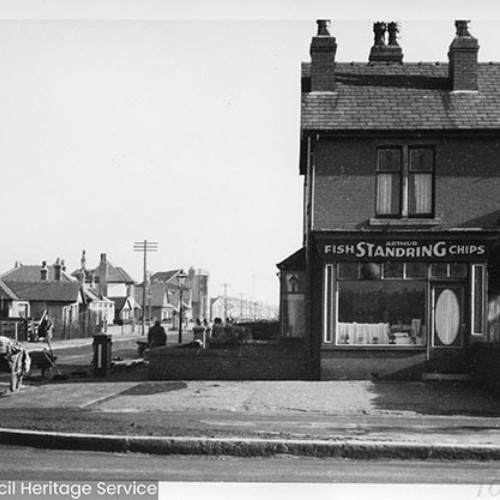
<box><xmin>99</xmin><ymin>264</ymin><xmax>135</xmax><ymax>284</ymax></box>
<box><xmin>71</xmin><ymin>265</ymin><xmax>135</xmax><ymax>284</ymax></box>
<box><xmin>110</xmin><ymin>296</ymin><xmax>127</xmax><ymax>311</ymax></box>
<box><xmin>0</xmin><ymin>280</ymin><xmax>19</xmax><ymax>300</ymax></box>
<box><xmin>6</xmin><ymin>282</ymin><xmax>81</xmax><ymax>302</ymax></box>
<box><xmin>276</xmin><ymin>247</ymin><xmax>306</xmax><ymax>270</ymax></box>
<box><xmin>1</xmin><ymin>264</ymin><xmax>75</xmax><ymax>283</ymax></box>
<box><xmin>150</xmin><ymin>270</ymin><xmax>181</xmax><ymax>284</ymax></box>
<box><xmin>109</xmin><ymin>296</ymin><xmax>141</xmax><ymax>312</ymax></box>
<box><xmin>301</xmin><ymin>62</ymin><xmax>500</xmax><ymax>132</ymax></box>
<box><xmin>134</xmin><ymin>284</ymin><xmax>173</xmax><ymax>308</ymax></box>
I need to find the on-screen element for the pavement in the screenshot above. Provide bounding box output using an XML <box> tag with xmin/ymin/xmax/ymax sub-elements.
<box><xmin>1</xmin><ymin>333</ymin><xmax>500</xmax><ymax>460</ymax></box>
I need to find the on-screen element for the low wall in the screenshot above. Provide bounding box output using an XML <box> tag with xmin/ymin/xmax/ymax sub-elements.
<box><xmin>321</xmin><ymin>348</ymin><xmax>469</xmax><ymax>380</ymax></box>
<box><xmin>149</xmin><ymin>343</ymin><xmax>306</xmax><ymax>381</ymax></box>
<box><xmin>468</xmin><ymin>343</ymin><xmax>500</xmax><ymax>394</ymax></box>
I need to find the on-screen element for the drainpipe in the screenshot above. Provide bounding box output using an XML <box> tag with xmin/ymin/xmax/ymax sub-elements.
<box><xmin>305</xmin><ymin>134</ymin><xmax>317</xmax><ymax>379</ymax></box>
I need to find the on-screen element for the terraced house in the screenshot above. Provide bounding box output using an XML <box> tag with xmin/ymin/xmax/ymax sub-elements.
<box><xmin>279</xmin><ymin>20</ymin><xmax>500</xmax><ymax>382</ymax></box>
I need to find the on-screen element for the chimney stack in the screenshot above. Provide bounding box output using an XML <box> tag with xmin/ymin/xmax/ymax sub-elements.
<box><xmin>54</xmin><ymin>258</ymin><xmax>61</xmax><ymax>282</ymax></box>
<box><xmin>369</xmin><ymin>21</ymin><xmax>403</xmax><ymax>64</ymax></box>
<box><xmin>448</xmin><ymin>20</ymin><xmax>479</xmax><ymax>91</ymax></box>
<box><xmin>99</xmin><ymin>253</ymin><xmax>108</xmax><ymax>297</ymax></box>
<box><xmin>310</xmin><ymin>19</ymin><xmax>337</xmax><ymax>92</ymax></box>
<box><xmin>41</xmin><ymin>261</ymin><xmax>48</xmax><ymax>282</ymax></box>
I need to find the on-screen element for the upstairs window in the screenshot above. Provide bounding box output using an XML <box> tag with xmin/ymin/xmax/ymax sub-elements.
<box><xmin>376</xmin><ymin>146</ymin><xmax>434</xmax><ymax>218</ymax></box>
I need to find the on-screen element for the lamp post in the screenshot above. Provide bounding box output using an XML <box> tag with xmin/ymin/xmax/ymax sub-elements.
<box><xmin>177</xmin><ymin>270</ymin><xmax>187</xmax><ymax>344</ymax></box>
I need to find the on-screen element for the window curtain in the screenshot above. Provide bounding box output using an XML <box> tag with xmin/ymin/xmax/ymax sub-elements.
<box><xmin>377</xmin><ymin>173</ymin><xmax>398</xmax><ymax>215</ymax></box>
<box><xmin>410</xmin><ymin>173</ymin><xmax>432</xmax><ymax>214</ymax></box>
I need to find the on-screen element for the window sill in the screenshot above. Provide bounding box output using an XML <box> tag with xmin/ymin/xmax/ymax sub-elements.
<box><xmin>369</xmin><ymin>218</ymin><xmax>442</xmax><ymax>227</ymax></box>
<box><xmin>322</xmin><ymin>344</ymin><xmax>427</xmax><ymax>351</ymax></box>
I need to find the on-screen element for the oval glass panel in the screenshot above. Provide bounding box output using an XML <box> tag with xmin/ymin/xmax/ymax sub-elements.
<box><xmin>435</xmin><ymin>289</ymin><xmax>460</xmax><ymax>345</ymax></box>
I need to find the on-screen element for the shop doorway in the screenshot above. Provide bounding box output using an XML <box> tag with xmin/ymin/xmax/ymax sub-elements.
<box><xmin>431</xmin><ymin>284</ymin><xmax>465</xmax><ymax>348</ymax></box>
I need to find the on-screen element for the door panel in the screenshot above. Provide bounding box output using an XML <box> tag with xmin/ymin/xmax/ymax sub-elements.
<box><xmin>432</xmin><ymin>285</ymin><xmax>464</xmax><ymax>348</ymax></box>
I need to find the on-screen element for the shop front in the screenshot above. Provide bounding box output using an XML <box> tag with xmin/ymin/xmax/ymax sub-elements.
<box><xmin>312</xmin><ymin>231</ymin><xmax>500</xmax><ymax>380</ymax></box>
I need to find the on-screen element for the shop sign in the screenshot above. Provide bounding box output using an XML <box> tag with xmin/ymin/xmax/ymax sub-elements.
<box><xmin>320</xmin><ymin>239</ymin><xmax>491</xmax><ymax>261</ymax></box>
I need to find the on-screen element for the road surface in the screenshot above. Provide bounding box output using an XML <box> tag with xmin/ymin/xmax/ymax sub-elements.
<box><xmin>1</xmin><ymin>444</ymin><xmax>500</xmax><ymax>483</ymax></box>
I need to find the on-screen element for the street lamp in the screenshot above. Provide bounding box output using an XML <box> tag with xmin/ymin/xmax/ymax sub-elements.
<box><xmin>177</xmin><ymin>270</ymin><xmax>187</xmax><ymax>344</ymax></box>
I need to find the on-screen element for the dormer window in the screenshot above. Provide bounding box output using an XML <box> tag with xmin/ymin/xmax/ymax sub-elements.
<box><xmin>376</xmin><ymin>146</ymin><xmax>435</xmax><ymax>218</ymax></box>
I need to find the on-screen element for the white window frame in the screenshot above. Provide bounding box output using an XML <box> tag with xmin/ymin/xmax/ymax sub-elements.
<box><xmin>471</xmin><ymin>264</ymin><xmax>487</xmax><ymax>336</ymax></box>
<box><xmin>323</xmin><ymin>264</ymin><xmax>336</xmax><ymax>343</ymax></box>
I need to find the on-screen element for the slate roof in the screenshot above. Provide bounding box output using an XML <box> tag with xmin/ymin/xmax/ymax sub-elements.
<box><xmin>301</xmin><ymin>62</ymin><xmax>500</xmax><ymax>131</ymax></box>
<box><xmin>71</xmin><ymin>262</ymin><xmax>136</xmax><ymax>284</ymax></box>
<box><xmin>1</xmin><ymin>265</ymin><xmax>75</xmax><ymax>283</ymax></box>
<box><xmin>134</xmin><ymin>284</ymin><xmax>173</xmax><ymax>308</ymax></box>
<box><xmin>6</xmin><ymin>282</ymin><xmax>81</xmax><ymax>302</ymax></box>
<box><xmin>0</xmin><ymin>280</ymin><xmax>19</xmax><ymax>300</ymax></box>
<box><xmin>110</xmin><ymin>296</ymin><xmax>127</xmax><ymax>312</ymax></box>
<box><xmin>150</xmin><ymin>270</ymin><xmax>180</xmax><ymax>284</ymax></box>
<box><xmin>276</xmin><ymin>247</ymin><xmax>306</xmax><ymax>270</ymax></box>
<box><xmin>109</xmin><ymin>296</ymin><xmax>141</xmax><ymax>312</ymax></box>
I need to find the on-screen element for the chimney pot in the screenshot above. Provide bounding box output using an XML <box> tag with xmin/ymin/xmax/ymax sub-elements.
<box><xmin>455</xmin><ymin>20</ymin><xmax>472</xmax><ymax>37</ymax></box>
<box><xmin>41</xmin><ymin>261</ymin><xmax>48</xmax><ymax>281</ymax></box>
<box><xmin>388</xmin><ymin>22</ymin><xmax>400</xmax><ymax>47</ymax></box>
<box><xmin>316</xmin><ymin>19</ymin><xmax>331</xmax><ymax>36</ymax></box>
<box><xmin>369</xmin><ymin>21</ymin><xmax>403</xmax><ymax>64</ymax></box>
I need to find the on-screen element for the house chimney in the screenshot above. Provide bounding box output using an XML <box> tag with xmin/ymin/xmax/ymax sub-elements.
<box><xmin>54</xmin><ymin>258</ymin><xmax>61</xmax><ymax>282</ymax></box>
<box><xmin>41</xmin><ymin>261</ymin><xmax>48</xmax><ymax>281</ymax></box>
<box><xmin>448</xmin><ymin>20</ymin><xmax>479</xmax><ymax>91</ymax></box>
<box><xmin>310</xmin><ymin>19</ymin><xmax>337</xmax><ymax>92</ymax></box>
<box><xmin>99</xmin><ymin>253</ymin><xmax>108</xmax><ymax>297</ymax></box>
<box><xmin>369</xmin><ymin>21</ymin><xmax>403</xmax><ymax>64</ymax></box>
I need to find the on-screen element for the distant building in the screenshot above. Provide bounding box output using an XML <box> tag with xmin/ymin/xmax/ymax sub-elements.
<box><xmin>1</xmin><ymin>258</ymin><xmax>114</xmax><ymax>335</ymax></box>
<box><xmin>134</xmin><ymin>282</ymin><xmax>174</xmax><ymax>324</ymax></box>
<box><xmin>210</xmin><ymin>295</ymin><xmax>278</xmax><ymax>322</ymax></box>
<box><xmin>72</xmin><ymin>251</ymin><xmax>140</xmax><ymax>324</ymax></box>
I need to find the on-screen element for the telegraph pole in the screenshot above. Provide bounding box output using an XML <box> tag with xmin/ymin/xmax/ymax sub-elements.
<box><xmin>133</xmin><ymin>240</ymin><xmax>158</xmax><ymax>335</ymax></box>
<box><xmin>222</xmin><ymin>283</ymin><xmax>230</xmax><ymax>321</ymax></box>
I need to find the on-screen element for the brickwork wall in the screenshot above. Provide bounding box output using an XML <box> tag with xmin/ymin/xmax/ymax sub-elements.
<box><xmin>321</xmin><ymin>348</ymin><xmax>468</xmax><ymax>380</ymax></box>
<box><xmin>313</xmin><ymin>137</ymin><xmax>500</xmax><ymax>230</ymax></box>
<box><xmin>149</xmin><ymin>345</ymin><xmax>306</xmax><ymax>381</ymax></box>
<box><xmin>450</xmin><ymin>51</ymin><xmax>478</xmax><ymax>91</ymax></box>
<box><xmin>468</xmin><ymin>343</ymin><xmax>500</xmax><ymax>393</ymax></box>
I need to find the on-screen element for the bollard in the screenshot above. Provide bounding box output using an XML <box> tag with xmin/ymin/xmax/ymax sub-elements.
<box><xmin>92</xmin><ymin>333</ymin><xmax>112</xmax><ymax>377</ymax></box>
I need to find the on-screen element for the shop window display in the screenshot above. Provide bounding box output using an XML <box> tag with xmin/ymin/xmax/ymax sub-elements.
<box><xmin>333</xmin><ymin>263</ymin><xmax>427</xmax><ymax>346</ymax></box>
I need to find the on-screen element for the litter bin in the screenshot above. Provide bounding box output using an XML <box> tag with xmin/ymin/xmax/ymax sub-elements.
<box><xmin>93</xmin><ymin>333</ymin><xmax>112</xmax><ymax>377</ymax></box>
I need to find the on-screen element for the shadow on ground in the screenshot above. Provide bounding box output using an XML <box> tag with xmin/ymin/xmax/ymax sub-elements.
<box><xmin>367</xmin><ymin>380</ymin><xmax>500</xmax><ymax>417</ymax></box>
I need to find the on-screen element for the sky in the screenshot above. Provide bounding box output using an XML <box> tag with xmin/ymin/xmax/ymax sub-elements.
<box><xmin>1</xmin><ymin>0</ymin><xmax>500</xmax><ymax>307</ymax></box>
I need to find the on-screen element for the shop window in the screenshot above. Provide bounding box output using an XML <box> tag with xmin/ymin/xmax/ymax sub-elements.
<box><xmin>430</xmin><ymin>263</ymin><xmax>467</xmax><ymax>278</ymax></box>
<box><xmin>471</xmin><ymin>264</ymin><xmax>486</xmax><ymax>336</ymax></box>
<box><xmin>376</xmin><ymin>146</ymin><xmax>434</xmax><ymax>218</ymax></box>
<box><xmin>406</xmin><ymin>262</ymin><xmax>428</xmax><ymax>279</ymax></box>
<box><xmin>450</xmin><ymin>263</ymin><xmax>467</xmax><ymax>278</ymax></box>
<box><xmin>384</xmin><ymin>262</ymin><xmax>404</xmax><ymax>279</ymax></box>
<box><xmin>338</xmin><ymin>263</ymin><xmax>359</xmax><ymax>280</ymax></box>
<box><xmin>337</xmin><ymin>280</ymin><xmax>427</xmax><ymax>346</ymax></box>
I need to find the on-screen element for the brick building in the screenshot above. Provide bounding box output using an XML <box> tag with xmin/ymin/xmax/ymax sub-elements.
<box><xmin>278</xmin><ymin>20</ymin><xmax>500</xmax><ymax>380</ymax></box>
